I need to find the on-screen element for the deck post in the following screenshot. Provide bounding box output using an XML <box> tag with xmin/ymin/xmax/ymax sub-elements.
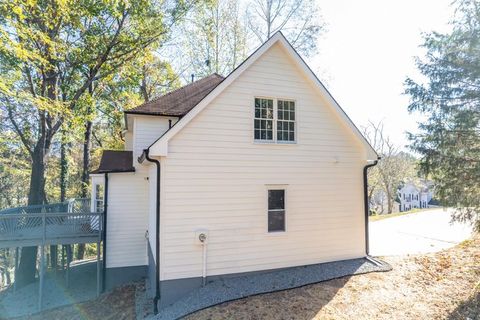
<box><xmin>66</xmin><ymin>245</ymin><xmax>71</xmax><ymax>287</ymax></box>
<box><xmin>14</xmin><ymin>247</ymin><xmax>18</xmax><ymax>294</ymax></box>
<box><xmin>96</xmin><ymin>241</ymin><xmax>101</xmax><ymax>297</ymax></box>
<box><xmin>61</xmin><ymin>245</ymin><xmax>65</xmax><ymax>271</ymax></box>
<box><xmin>38</xmin><ymin>245</ymin><xmax>45</xmax><ymax>311</ymax></box>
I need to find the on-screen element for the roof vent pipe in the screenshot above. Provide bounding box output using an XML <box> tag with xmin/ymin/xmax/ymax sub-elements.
<box><xmin>191</xmin><ymin>74</ymin><xmax>194</xmax><ymax>83</ymax></box>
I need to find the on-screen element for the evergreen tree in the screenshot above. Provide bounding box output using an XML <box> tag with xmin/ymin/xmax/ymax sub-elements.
<box><xmin>405</xmin><ymin>0</ymin><xmax>480</xmax><ymax>229</ymax></box>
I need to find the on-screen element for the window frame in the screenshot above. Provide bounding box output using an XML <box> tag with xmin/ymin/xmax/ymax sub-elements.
<box><xmin>253</xmin><ymin>97</ymin><xmax>297</xmax><ymax>144</ymax></box>
<box><xmin>265</xmin><ymin>185</ymin><xmax>288</xmax><ymax>234</ymax></box>
<box><xmin>93</xmin><ymin>183</ymin><xmax>105</xmax><ymax>213</ymax></box>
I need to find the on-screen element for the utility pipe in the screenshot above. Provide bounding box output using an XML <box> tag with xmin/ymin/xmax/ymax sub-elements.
<box><xmin>199</xmin><ymin>233</ymin><xmax>208</xmax><ymax>286</ymax></box>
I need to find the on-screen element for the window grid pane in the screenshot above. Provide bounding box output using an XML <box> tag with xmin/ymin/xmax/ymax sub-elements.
<box><xmin>277</xmin><ymin>100</ymin><xmax>295</xmax><ymax>142</ymax></box>
<box><xmin>254</xmin><ymin>98</ymin><xmax>274</xmax><ymax>141</ymax></box>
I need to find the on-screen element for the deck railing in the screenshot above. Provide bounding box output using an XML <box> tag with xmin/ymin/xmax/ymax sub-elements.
<box><xmin>0</xmin><ymin>199</ymin><xmax>103</xmax><ymax>248</ymax></box>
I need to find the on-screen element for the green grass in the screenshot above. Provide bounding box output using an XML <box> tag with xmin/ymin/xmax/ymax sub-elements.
<box><xmin>369</xmin><ymin>208</ymin><xmax>439</xmax><ymax>222</ymax></box>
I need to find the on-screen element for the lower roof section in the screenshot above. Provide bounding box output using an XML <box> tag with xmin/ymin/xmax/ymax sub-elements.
<box><xmin>91</xmin><ymin>150</ymin><xmax>135</xmax><ymax>174</ymax></box>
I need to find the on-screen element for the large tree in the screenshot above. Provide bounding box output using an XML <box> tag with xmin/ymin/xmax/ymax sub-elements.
<box><xmin>0</xmin><ymin>0</ymin><xmax>190</xmax><ymax>287</ymax></box>
<box><xmin>405</xmin><ymin>0</ymin><xmax>480</xmax><ymax>230</ymax></box>
<box><xmin>246</xmin><ymin>0</ymin><xmax>325</xmax><ymax>57</ymax></box>
<box><xmin>180</xmin><ymin>0</ymin><xmax>248</xmax><ymax>78</ymax></box>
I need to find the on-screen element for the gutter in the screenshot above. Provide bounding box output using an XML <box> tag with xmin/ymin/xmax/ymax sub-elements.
<box><xmin>363</xmin><ymin>159</ymin><xmax>379</xmax><ymax>256</ymax></box>
<box><xmin>139</xmin><ymin>149</ymin><xmax>161</xmax><ymax>314</ymax></box>
<box><xmin>102</xmin><ymin>173</ymin><xmax>109</xmax><ymax>292</ymax></box>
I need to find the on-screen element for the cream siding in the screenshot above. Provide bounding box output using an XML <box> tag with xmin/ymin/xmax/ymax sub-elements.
<box><xmin>124</xmin><ymin>131</ymin><xmax>133</xmax><ymax>151</ymax></box>
<box><xmin>159</xmin><ymin>43</ymin><xmax>367</xmax><ymax>281</ymax></box>
<box><xmin>132</xmin><ymin>115</ymin><xmax>178</xmax><ymax>167</ymax></box>
<box><xmin>106</xmin><ymin>172</ymin><xmax>149</xmax><ymax>268</ymax></box>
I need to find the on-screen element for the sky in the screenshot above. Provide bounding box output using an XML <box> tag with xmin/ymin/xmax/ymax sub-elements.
<box><xmin>309</xmin><ymin>0</ymin><xmax>454</xmax><ymax>150</ymax></box>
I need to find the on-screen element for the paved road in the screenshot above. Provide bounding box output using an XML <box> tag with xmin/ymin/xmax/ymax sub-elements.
<box><xmin>369</xmin><ymin>208</ymin><xmax>473</xmax><ymax>256</ymax></box>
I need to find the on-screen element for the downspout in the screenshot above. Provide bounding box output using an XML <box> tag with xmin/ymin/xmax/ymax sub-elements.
<box><xmin>102</xmin><ymin>173</ymin><xmax>109</xmax><ymax>292</ymax></box>
<box><xmin>363</xmin><ymin>159</ymin><xmax>379</xmax><ymax>256</ymax></box>
<box><xmin>142</xmin><ymin>149</ymin><xmax>161</xmax><ymax>314</ymax></box>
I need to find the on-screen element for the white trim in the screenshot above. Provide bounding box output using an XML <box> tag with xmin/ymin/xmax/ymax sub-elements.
<box><xmin>148</xmin><ymin>32</ymin><xmax>378</xmax><ymax>160</ymax></box>
<box><xmin>253</xmin><ymin>97</ymin><xmax>297</xmax><ymax>144</ymax></box>
<box><xmin>265</xmin><ymin>185</ymin><xmax>288</xmax><ymax>234</ymax></box>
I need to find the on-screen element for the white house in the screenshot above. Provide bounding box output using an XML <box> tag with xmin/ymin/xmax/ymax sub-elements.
<box><xmin>90</xmin><ymin>32</ymin><xmax>379</xmax><ymax>311</ymax></box>
<box><xmin>398</xmin><ymin>182</ymin><xmax>434</xmax><ymax>212</ymax></box>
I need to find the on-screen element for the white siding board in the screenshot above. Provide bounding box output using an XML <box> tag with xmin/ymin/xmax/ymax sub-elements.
<box><xmin>160</xmin><ymin>43</ymin><xmax>367</xmax><ymax>281</ymax></box>
<box><xmin>106</xmin><ymin>172</ymin><xmax>149</xmax><ymax>268</ymax></box>
<box><xmin>132</xmin><ymin>116</ymin><xmax>178</xmax><ymax>166</ymax></box>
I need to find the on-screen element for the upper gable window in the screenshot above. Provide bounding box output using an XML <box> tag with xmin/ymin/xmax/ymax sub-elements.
<box><xmin>254</xmin><ymin>98</ymin><xmax>295</xmax><ymax>143</ymax></box>
<box><xmin>254</xmin><ymin>98</ymin><xmax>274</xmax><ymax>141</ymax></box>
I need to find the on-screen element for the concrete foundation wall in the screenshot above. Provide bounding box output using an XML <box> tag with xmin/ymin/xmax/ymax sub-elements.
<box><xmin>105</xmin><ymin>265</ymin><xmax>147</xmax><ymax>291</ymax></box>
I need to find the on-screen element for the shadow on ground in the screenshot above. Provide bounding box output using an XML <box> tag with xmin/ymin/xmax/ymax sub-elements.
<box><xmin>0</xmin><ymin>260</ymin><xmax>100</xmax><ymax>318</ymax></box>
<box><xmin>448</xmin><ymin>288</ymin><xmax>480</xmax><ymax>320</ymax></box>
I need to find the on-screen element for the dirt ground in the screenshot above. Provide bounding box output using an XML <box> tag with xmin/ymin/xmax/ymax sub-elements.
<box><xmin>187</xmin><ymin>236</ymin><xmax>480</xmax><ymax>320</ymax></box>
<box><xmin>4</xmin><ymin>236</ymin><xmax>479</xmax><ymax>320</ymax></box>
<box><xmin>4</xmin><ymin>284</ymin><xmax>136</xmax><ymax>320</ymax></box>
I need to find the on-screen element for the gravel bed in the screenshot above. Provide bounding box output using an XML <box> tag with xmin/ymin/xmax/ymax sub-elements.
<box><xmin>154</xmin><ymin>257</ymin><xmax>391</xmax><ymax>320</ymax></box>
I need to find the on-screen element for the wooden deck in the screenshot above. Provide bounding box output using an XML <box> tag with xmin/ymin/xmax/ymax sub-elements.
<box><xmin>0</xmin><ymin>211</ymin><xmax>103</xmax><ymax>248</ymax></box>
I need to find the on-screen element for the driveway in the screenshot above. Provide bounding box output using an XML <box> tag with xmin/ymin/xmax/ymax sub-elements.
<box><xmin>369</xmin><ymin>208</ymin><xmax>473</xmax><ymax>256</ymax></box>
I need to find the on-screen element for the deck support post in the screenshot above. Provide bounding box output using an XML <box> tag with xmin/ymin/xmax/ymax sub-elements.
<box><xmin>66</xmin><ymin>245</ymin><xmax>71</xmax><ymax>288</ymax></box>
<box><xmin>13</xmin><ymin>247</ymin><xmax>18</xmax><ymax>294</ymax></box>
<box><xmin>96</xmin><ymin>241</ymin><xmax>101</xmax><ymax>297</ymax></box>
<box><xmin>38</xmin><ymin>245</ymin><xmax>45</xmax><ymax>311</ymax></box>
<box><xmin>61</xmin><ymin>245</ymin><xmax>65</xmax><ymax>271</ymax></box>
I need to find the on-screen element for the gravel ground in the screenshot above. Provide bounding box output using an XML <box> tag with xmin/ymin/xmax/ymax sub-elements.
<box><xmin>154</xmin><ymin>258</ymin><xmax>391</xmax><ymax>320</ymax></box>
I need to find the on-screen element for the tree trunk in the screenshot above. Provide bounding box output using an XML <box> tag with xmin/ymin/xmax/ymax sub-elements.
<box><xmin>77</xmin><ymin>120</ymin><xmax>92</xmax><ymax>260</ymax></box>
<box><xmin>60</xmin><ymin>132</ymin><xmax>68</xmax><ymax>202</ymax></box>
<box><xmin>386</xmin><ymin>187</ymin><xmax>393</xmax><ymax>214</ymax></box>
<box><xmin>16</xmin><ymin>145</ymin><xmax>47</xmax><ymax>287</ymax></box>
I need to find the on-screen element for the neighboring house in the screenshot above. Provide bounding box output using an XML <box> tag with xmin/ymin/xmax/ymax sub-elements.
<box><xmin>370</xmin><ymin>190</ymin><xmax>400</xmax><ymax>214</ymax></box>
<box><xmin>90</xmin><ymin>32</ymin><xmax>379</xmax><ymax>310</ymax></box>
<box><xmin>398</xmin><ymin>181</ymin><xmax>434</xmax><ymax>212</ymax></box>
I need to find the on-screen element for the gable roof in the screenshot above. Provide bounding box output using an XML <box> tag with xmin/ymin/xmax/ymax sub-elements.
<box><xmin>125</xmin><ymin>74</ymin><xmax>224</xmax><ymax>117</ymax></box>
<box><xmin>147</xmin><ymin>32</ymin><xmax>378</xmax><ymax>160</ymax></box>
<box><xmin>91</xmin><ymin>150</ymin><xmax>135</xmax><ymax>174</ymax></box>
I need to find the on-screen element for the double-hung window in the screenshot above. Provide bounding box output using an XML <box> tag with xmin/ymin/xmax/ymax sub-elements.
<box><xmin>268</xmin><ymin>189</ymin><xmax>286</xmax><ymax>232</ymax></box>
<box><xmin>254</xmin><ymin>98</ymin><xmax>295</xmax><ymax>143</ymax></box>
<box><xmin>94</xmin><ymin>184</ymin><xmax>104</xmax><ymax>213</ymax></box>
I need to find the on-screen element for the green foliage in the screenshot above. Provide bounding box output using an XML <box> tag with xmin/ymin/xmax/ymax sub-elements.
<box><xmin>405</xmin><ymin>0</ymin><xmax>480</xmax><ymax>230</ymax></box>
<box><xmin>0</xmin><ymin>0</ymin><xmax>187</xmax><ymax>203</ymax></box>
<box><xmin>0</xmin><ymin>127</ymin><xmax>30</xmax><ymax>209</ymax></box>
